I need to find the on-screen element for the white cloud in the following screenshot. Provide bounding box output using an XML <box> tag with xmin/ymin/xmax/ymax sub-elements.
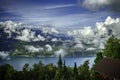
<box><xmin>51</xmin><ymin>28</ymin><xmax>59</xmax><ymax>34</ymax></box>
<box><xmin>86</xmin><ymin>47</ymin><xmax>96</xmax><ymax>51</ymax></box>
<box><xmin>33</xmin><ymin>34</ymin><xmax>45</xmax><ymax>41</ymax></box>
<box><xmin>0</xmin><ymin>21</ymin><xmax>62</xmax><ymax>42</ymax></box>
<box><xmin>16</xmin><ymin>28</ymin><xmax>46</xmax><ymax>42</ymax></box>
<box><xmin>16</xmin><ymin>28</ymin><xmax>35</xmax><ymax>41</ymax></box>
<box><xmin>96</xmin><ymin>16</ymin><xmax>120</xmax><ymax>37</ymax></box>
<box><xmin>0</xmin><ymin>51</ymin><xmax>9</xmax><ymax>59</ymax></box>
<box><xmin>45</xmin><ymin>44</ymin><xmax>53</xmax><ymax>52</ymax></box>
<box><xmin>25</xmin><ymin>45</ymin><xmax>43</xmax><ymax>53</ymax></box>
<box><xmin>99</xmin><ymin>42</ymin><xmax>105</xmax><ymax>49</ymax></box>
<box><xmin>0</xmin><ymin>20</ymin><xmax>22</xmax><ymax>31</ymax></box>
<box><xmin>68</xmin><ymin>16</ymin><xmax>120</xmax><ymax>50</ymax></box>
<box><xmin>55</xmin><ymin>48</ymin><xmax>67</xmax><ymax>57</ymax></box>
<box><xmin>51</xmin><ymin>38</ymin><xmax>58</xmax><ymax>42</ymax></box>
<box><xmin>96</xmin><ymin>22</ymin><xmax>108</xmax><ymax>37</ymax></box>
<box><xmin>68</xmin><ymin>26</ymin><xmax>95</xmax><ymax>41</ymax></box>
<box><xmin>42</xmin><ymin>27</ymin><xmax>59</xmax><ymax>34</ymax></box>
<box><xmin>73</xmin><ymin>43</ymin><xmax>84</xmax><ymax>49</ymax></box>
<box><xmin>0</xmin><ymin>20</ymin><xmax>22</xmax><ymax>38</ymax></box>
<box><xmin>104</xmin><ymin>16</ymin><xmax>120</xmax><ymax>25</ymax></box>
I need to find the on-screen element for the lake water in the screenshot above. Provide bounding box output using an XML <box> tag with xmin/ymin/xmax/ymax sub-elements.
<box><xmin>0</xmin><ymin>56</ymin><xmax>95</xmax><ymax>70</ymax></box>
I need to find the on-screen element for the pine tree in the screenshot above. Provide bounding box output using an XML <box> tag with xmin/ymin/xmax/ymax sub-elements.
<box><xmin>23</xmin><ymin>63</ymin><xmax>29</xmax><ymax>72</ymax></box>
<box><xmin>94</xmin><ymin>52</ymin><xmax>103</xmax><ymax>64</ymax></box>
<box><xmin>55</xmin><ymin>55</ymin><xmax>63</xmax><ymax>80</ymax></box>
<box><xmin>63</xmin><ymin>60</ymin><xmax>69</xmax><ymax>80</ymax></box>
<box><xmin>103</xmin><ymin>35</ymin><xmax>120</xmax><ymax>59</ymax></box>
<box><xmin>73</xmin><ymin>62</ymin><xmax>79</xmax><ymax>80</ymax></box>
<box><xmin>79</xmin><ymin>60</ymin><xmax>90</xmax><ymax>80</ymax></box>
<box><xmin>57</xmin><ymin>55</ymin><xmax>62</xmax><ymax>69</ymax></box>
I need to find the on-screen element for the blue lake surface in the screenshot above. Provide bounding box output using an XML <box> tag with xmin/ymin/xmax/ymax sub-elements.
<box><xmin>0</xmin><ymin>56</ymin><xmax>95</xmax><ymax>70</ymax></box>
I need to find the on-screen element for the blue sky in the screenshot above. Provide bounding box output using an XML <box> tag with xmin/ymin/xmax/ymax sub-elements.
<box><xmin>0</xmin><ymin>0</ymin><xmax>120</xmax><ymax>31</ymax></box>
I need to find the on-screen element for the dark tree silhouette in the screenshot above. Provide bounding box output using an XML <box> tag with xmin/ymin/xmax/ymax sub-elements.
<box><xmin>94</xmin><ymin>52</ymin><xmax>104</xmax><ymax>64</ymax></box>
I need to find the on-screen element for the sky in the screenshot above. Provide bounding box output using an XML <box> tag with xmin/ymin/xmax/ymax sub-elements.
<box><xmin>0</xmin><ymin>0</ymin><xmax>120</xmax><ymax>31</ymax></box>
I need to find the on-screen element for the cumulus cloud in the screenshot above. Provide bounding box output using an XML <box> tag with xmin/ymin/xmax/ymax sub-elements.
<box><xmin>15</xmin><ymin>28</ymin><xmax>46</xmax><ymax>42</ymax></box>
<box><xmin>51</xmin><ymin>38</ymin><xmax>58</xmax><ymax>42</ymax></box>
<box><xmin>0</xmin><ymin>21</ymin><xmax>61</xmax><ymax>42</ymax></box>
<box><xmin>82</xmin><ymin>0</ymin><xmax>120</xmax><ymax>12</ymax></box>
<box><xmin>55</xmin><ymin>48</ymin><xmax>67</xmax><ymax>57</ymax></box>
<box><xmin>25</xmin><ymin>45</ymin><xmax>43</xmax><ymax>53</ymax></box>
<box><xmin>68</xmin><ymin>26</ymin><xmax>95</xmax><ymax>45</ymax></box>
<box><xmin>0</xmin><ymin>20</ymin><xmax>43</xmax><ymax>42</ymax></box>
<box><xmin>68</xmin><ymin>16</ymin><xmax>120</xmax><ymax>50</ymax></box>
<box><xmin>16</xmin><ymin>29</ymin><xmax>34</xmax><ymax>41</ymax></box>
<box><xmin>45</xmin><ymin>44</ymin><xmax>53</xmax><ymax>52</ymax></box>
<box><xmin>0</xmin><ymin>51</ymin><xmax>9</xmax><ymax>59</ymax></box>
<box><xmin>0</xmin><ymin>20</ymin><xmax>22</xmax><ymax>38</ymax></box>
<box><xmin>42</xmin><ymin>27</ymin><xmax>59</xmax><ymax>34</ymax></box>
<box><xmin>0</xmin><ymin>20</ymin><xmax>22</xmax><ymax>31</ymax></box>
<box><xmin>68</xmin><ymin>26</ymin><xmax>94</xmax><ymax>39</ymax></box>
<box><xmin>33</xmin><ymin>34</ymin><xmax>45</xmax><ymax>41</ymax></box>
<box><xmin>73</xmin><ymin>43</ymin><xmax>84</xmax><ymax>49</ymax></box>
<box><xmin>96</xmin><ymin>16</ymin><xmax>120</xmax><ymax>37</ymax></box>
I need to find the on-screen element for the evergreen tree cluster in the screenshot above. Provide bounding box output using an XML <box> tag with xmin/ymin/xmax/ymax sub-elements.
<box><xmin>0</xmin><ymin>55</ymin><xmax>94</xmax><ymax>80</ymax></box>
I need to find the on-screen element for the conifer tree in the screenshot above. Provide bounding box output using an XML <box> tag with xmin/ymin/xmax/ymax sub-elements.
<box><xmin>103</xmin><ymin>35</ymin><xmax>120</xmax><ymax>59</ymax></box>
<box><xmin>94</xmin><ymin>52</ymin><xmax>103</xmax><ymax>64</ymax></box>
<box><xmin>73</xmin><ymin>62</ymin><xmax>79</xmax><ymax>80</ymax></box>
<box><xmin>57</xmin><ymin>55</ymin><xmax>62</xmax><ymax>69</ymax></box>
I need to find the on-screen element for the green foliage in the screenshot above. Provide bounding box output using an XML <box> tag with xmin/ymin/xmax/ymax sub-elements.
<box><xmin>89</xmin><ymin>70</ymin><xmax>97</xmax><ymax>80</ymax></box>
<box><xmin>62</xmin><ymin>61</ymin><xmax>69</xmax><ymax>80</ymax></box>
<box><xmin>0</xmin><ymin>58</ymin><xmax>100</xmax><ymax>80</ymax></box>
<box><xmin>94</xmin><ymin>52</ymin><xmax>103</xmax><ymax>64</ymax></box>
<box><xmin>57</xmin><ymin>55</ymin><xmax>62</xmax><ymax>69</ymax></box>
<box><xmin>23</xmin><ymin>63</ymin><xmax>29</xmax><ymax>72</ymax></box>
<box><xmin>103</xmin><ymin>35</ymin><xmax>120</xmax><ymax>59</ymax></box>
<box><xmin>78</xmin><ymin>60</ymin><xmax>90</xmax><ymax>80</ymax></box>
<box><xmin>0</xmin><ymin>64</ymin><xmax>15</xmax><ymax>80</ymax></box>
<box><xmin>73</xmin><ymin>62</ymin><xmax>79</xmax><ymax>80</ymax></box>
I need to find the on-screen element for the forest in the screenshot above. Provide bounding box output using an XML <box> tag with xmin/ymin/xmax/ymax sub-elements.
<box><xmin>0</xmin><ymin>35</ymin><xmax>120</xmax><ymax>80</ymax></box>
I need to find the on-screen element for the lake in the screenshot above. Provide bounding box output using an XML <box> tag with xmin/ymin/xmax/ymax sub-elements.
<box><xmin>0</xmin><ymin>56</ymin><xmax>95</xmax><ymax>70</ymax></box>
